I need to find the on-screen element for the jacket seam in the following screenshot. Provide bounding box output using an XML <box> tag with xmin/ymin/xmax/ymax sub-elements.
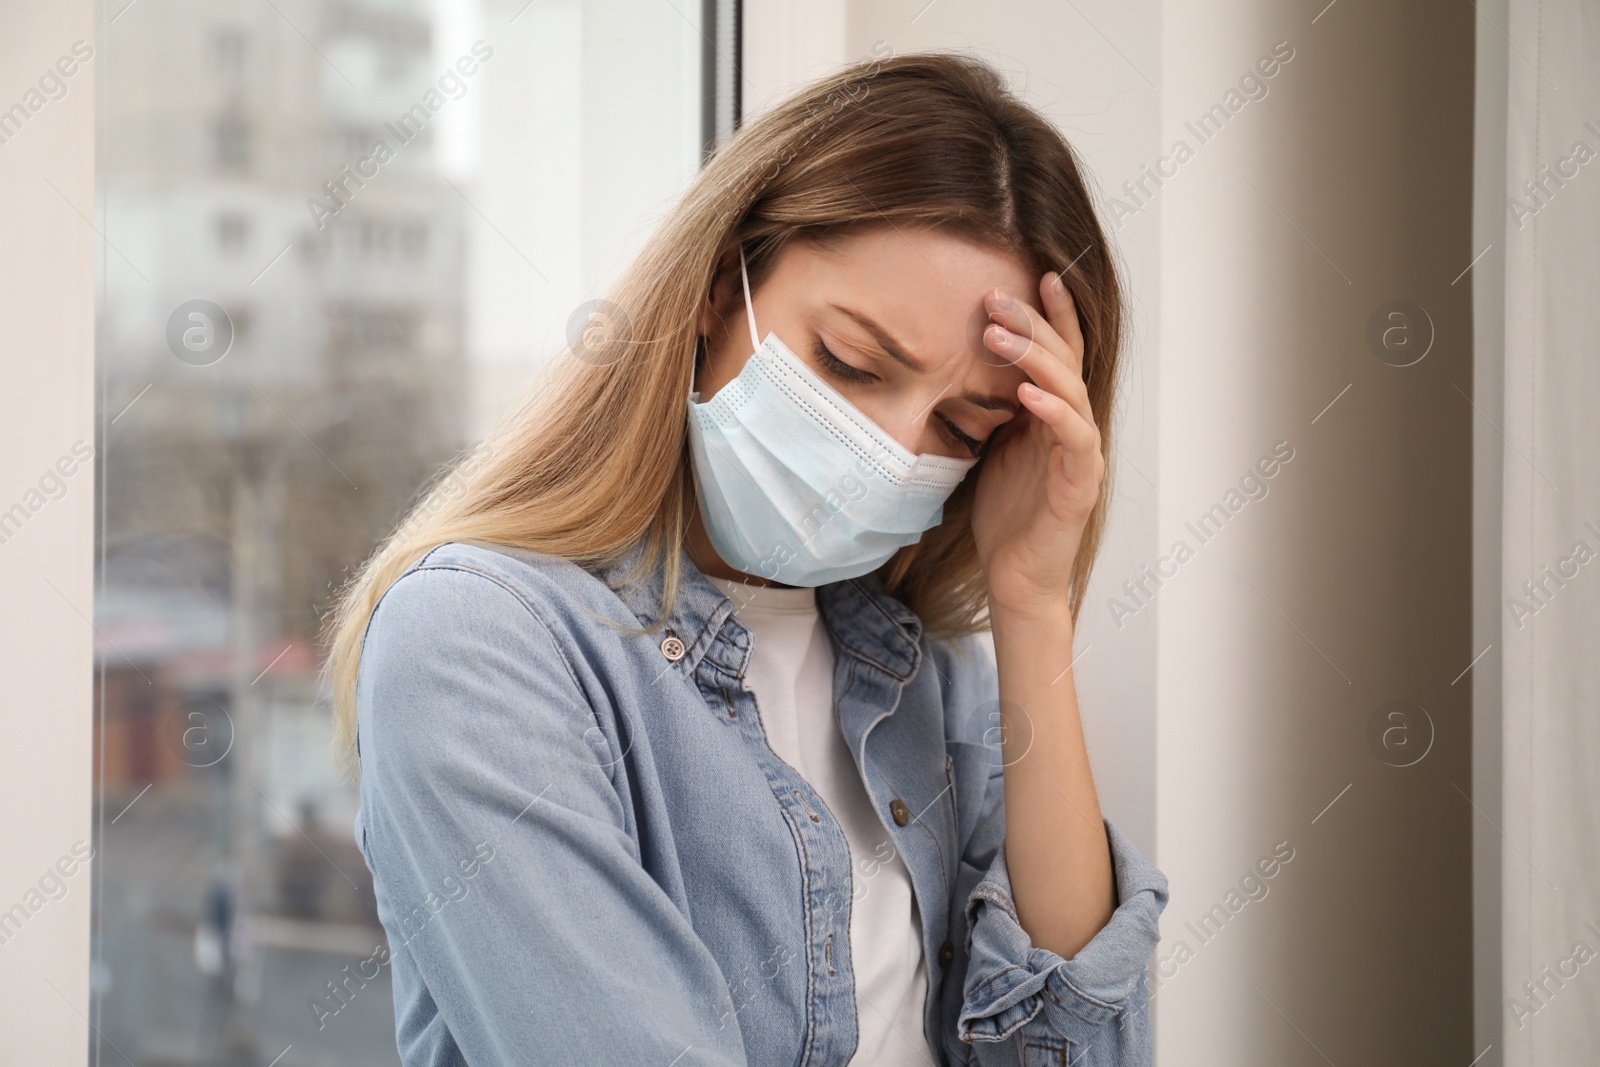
<box><xmin>911</xmin><ymin>803</ymin><xmax>950</xmax><ymax>903</ymax></box>
<box><xmin>964</xmin><ymin>995</ymin><xmax>1046</xmax><ymax>1043</ymax></box>
<box><xmin>785</xmin><ymin>779</ymin><xmax>823</xmax><ymax>1067</ymax></box>
<box><xmin>836</xmin><ymin>577</ymin><xmax>921</xmax><ymax>680</ymax></box>
<box><xmin>677</xmin><ymin>600</ymin><xmax>731</xmax><ymax>681</ymax></box>
<box><xmin>832</xmin><ymin>640</ymin><xmax>915</xmax><ymax>683</ymax></box>
<box><xmin>356</xmin><ymin>541</ymin><xmax>455</xmax><ymax>663</ymax></box>
<box><xmin>970</xmin><ymin>879</ymin><xmax>1020</xmax><ymax>925</ymax></box>
<box><xmin>1050</xmin><ymin>969</ymin><xmax>1123</xmax><ymax>1014</ymax></box>
<box><xmin>968</xmin><ymin>957</ymin><xmax>1127</xmax><ymax>1022</ymax></box>
<box><xmin>968</xmin><ymin>962</ymin><xmax>1025</xmax><ymax>1001</ymax></box>
<box><xmin>405</xmin><ymin>561</ymin><xmax>609</xmax><ymax>763</ymax></box>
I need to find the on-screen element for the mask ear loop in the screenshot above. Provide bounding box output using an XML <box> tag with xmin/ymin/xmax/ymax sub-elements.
<box><xmin>689</xmin><ymin>336</ymin><xmax>703</xmax><ymax>401</ymax></box>
<box><xmin>738</xmin><ymin>245</ymin><xmax>762</xmax><ymax>355</ymax></box>
<box><xmin>691</xmin><ymin>246</ymin><xmax>764</xmax><ymax>403</ymax></box>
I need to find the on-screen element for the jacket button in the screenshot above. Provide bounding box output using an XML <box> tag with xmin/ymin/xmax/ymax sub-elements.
<box><xmin>660</xmin><ymin>632</ymin><xmax>686</xmax><ymax>662</ymax></box>
<box><xmin>889</xmin><ymin>798</ymin><xmax>910</xmax><ymax>826</ymax></box>
<box><xmin>939</xmin><ymin>940</ymin><xmax>954</xmax><ymax>968</ymax></box>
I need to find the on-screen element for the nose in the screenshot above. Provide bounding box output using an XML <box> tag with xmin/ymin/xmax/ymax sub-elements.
<box><xmin>864</xmin><ymin>394</ymin><xmax>965</xmax><ymax>461</ymax></box>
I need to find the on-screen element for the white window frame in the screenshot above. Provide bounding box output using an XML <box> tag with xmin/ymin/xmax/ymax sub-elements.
<box><xmin>0</xmin><ymin>2</ymin><xmax>97</xmax><ymax>1064</ymax></box>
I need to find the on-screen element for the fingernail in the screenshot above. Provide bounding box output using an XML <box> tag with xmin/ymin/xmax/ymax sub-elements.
<box><xmin>1051</xmin><ymin>272</ymin><xmax>1067</xmax><ymax>293</ymax></box>
<box><xmin>992</xmin><ymin>290</ymin><xmax>1016</xmax><ymax>311</ymax></box>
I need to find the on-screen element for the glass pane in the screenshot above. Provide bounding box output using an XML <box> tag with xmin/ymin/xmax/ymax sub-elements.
<box><xmin>92</xmin><ymin>2</ymin><xmax>708</xmax><ymax>1062</ymax></box>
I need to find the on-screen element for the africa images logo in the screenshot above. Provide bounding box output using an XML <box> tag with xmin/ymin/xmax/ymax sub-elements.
<box><xmin>305</xmin><ymin>41</ymin><xmax>494</xmax><ymax>230</ymax></box>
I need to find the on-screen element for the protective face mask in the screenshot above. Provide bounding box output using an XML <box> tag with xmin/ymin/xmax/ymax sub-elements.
<box><xmin>684</xmin><ymin>247</ymin><xmax>980</xmax><ymax>586</ymax></box>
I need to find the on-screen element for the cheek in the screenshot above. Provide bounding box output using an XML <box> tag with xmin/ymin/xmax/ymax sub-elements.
<box><xmin>695</xmin><ymin>335</ymin><xmax>754</xmax><ymax>402</ymax></box>
<box><xmin>855</xmin><ymin>392</ymin><xmax>927</xmax><ymax>456</ymax></box>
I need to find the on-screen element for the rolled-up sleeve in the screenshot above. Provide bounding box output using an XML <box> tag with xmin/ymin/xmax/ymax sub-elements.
<box><xmin>936</xmin><ymin>634</ymin><xmax>1168</xmax><ymax>1066</ymax></box>
<box><xmin>354</xmin><ymin>562</ymin><xmax>748</xmax><ymax>1066</ymax></box>
<box><xmin>959</xmin><ymin>822</ymin><xmax>1166</xmax><ymax>1062</ymax></box>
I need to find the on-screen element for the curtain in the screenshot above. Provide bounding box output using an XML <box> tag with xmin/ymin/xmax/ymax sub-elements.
<box><xmin>1491</xmin><ymin>1</ymin><xmax>1600</xmax><ymax>1062</ymax></box>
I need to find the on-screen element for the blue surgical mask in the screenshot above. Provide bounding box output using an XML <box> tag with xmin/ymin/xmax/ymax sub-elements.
<box><xmin>685</xmin><ymin>248</ymin><xmax>979</xmax><ymax>586</ymax></box>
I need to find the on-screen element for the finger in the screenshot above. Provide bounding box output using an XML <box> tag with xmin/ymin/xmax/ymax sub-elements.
<box><xmin>983</xmin><ymin>291</ymin><xmax>1076</xmax><ymax>398</ymax></box>
<box><xmin>985</xmin><ymin>322</ymin><xmax>1095</xmax><ymax>427</ymax></box>
<box><xmin>1039</xmin><ymin>271</ymin><xmax>1085</xmax><ymax>378</ymax></box>
<box><xmin>984</xmin><ymin>289</ymin><xmax>1065</xmax><ymax>360</ymax></box>
<box><xmin>1018</xmin><ymin>380</ymin><xmax>1100</xmax><ymax>461</ymax></box>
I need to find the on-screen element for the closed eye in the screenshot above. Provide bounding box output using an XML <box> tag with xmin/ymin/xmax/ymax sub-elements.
<box><xmin>941</xmin><ymin>418</ymin><xmax>984</xmax><ymax>458</ymax></box>
<box><xmin>813</xmin><ymin>340</ymin><xmax>987</xmax><ymax>458</ymax></box>
<box><xmin>813</xmin><ymin>339</ymin><xmax>876</xmax><ymax>384</ymax></box>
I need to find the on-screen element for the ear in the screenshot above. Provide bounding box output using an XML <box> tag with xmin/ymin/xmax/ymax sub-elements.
<box><xmin>696</xmin><ymin>284</ymin><xmax>721</xmax><ymax>338</ymax></box>
<box><xmin>697</xmin><ymin>246</ymin><xmax>740</xmax><ymax>338</ymax></box>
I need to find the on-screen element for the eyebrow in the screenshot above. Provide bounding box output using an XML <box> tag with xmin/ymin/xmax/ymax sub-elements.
<box><xmin>828</xmin><ymin>303</ymin><xmax>1021</xmax><ymax>415</ymax></box>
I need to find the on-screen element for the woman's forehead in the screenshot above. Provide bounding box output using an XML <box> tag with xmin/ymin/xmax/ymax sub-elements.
<box><xmin>780</xmin><ymin>228</ymin><xmax>1040</xmax><ymax>374</ymax></box>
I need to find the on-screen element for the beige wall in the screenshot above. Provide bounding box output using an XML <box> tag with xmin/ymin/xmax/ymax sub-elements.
<box><xmin>1155</xmin><ymin>0</ymin><xmax>1474</xmax><ymax>1062</ymax></box>
<box><xmin>1471</xmin><ymin>0</ymin><xmax>1507</xmax><ymax>1060</ymax></box>
<box><xmin>1489</xmin><ymin>0</ymin><xmax>1600</xmax><ymax>1060</ymax></box>
<box><xmin>0</xmin><ymin>1</ymin><xmax>96</xmax><ymax>1063</ymax></box>
<box><xmin>750</xmin><ymin>0</ymin><xmax>1478</xmax><ymax>1060</ymax></box>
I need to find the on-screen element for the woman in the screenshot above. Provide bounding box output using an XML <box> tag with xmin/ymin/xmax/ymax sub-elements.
<box><xmin>325</xmin><ymin>50</ymin><xmax>1168</xmax><ymax>1067</ymax></box>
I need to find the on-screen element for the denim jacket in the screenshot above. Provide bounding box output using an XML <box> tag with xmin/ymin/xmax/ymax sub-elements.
<box><xmin>352</xmin><ymin>538</ymin><xmax>1168</xmax><ymax>1066</ymax></box>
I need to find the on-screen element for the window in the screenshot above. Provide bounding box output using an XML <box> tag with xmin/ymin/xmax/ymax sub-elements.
<box><xmin>214</xmin><ymin>27</ymin><xmax>248</xmax><ymax>88</ymax></box>
<box><xmin>93</xmin><ymin>1</ymin><xmax>726</xmax><ymax>1062</ymax></box>
<box><xmin>215</xmin><ymin>212</ymin><xmax>251</xmax><ymax>254</ymax></box>
<box><xmin>212</xmin><ymin>113</ymin><xmax>250</xmax><ymax>171</ymax></box>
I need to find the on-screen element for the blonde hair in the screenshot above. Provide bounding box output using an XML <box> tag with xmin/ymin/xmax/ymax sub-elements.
<box><xmin>320</xmin><ymin>50</ymin><xmax>1125</xmax><ymax>775</ymax></box>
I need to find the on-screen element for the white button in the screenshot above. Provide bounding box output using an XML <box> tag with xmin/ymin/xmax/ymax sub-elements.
<box><xmin>660</xmin><ymin>633</ymin><xmax>686</xmax><ymax>662</ymax></box>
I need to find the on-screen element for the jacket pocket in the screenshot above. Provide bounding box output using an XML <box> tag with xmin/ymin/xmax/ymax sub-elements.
<box><xmin>1022</xmin><ymin>1035</ymin><xmax>1079</xmax><ymax>1067</ymax></box>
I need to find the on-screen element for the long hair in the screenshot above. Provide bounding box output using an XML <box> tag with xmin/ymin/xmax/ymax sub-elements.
<box><xmin>321</xmin><ymin>49</ymin><xmax>1125</xmax><ymax>775</ymax></box>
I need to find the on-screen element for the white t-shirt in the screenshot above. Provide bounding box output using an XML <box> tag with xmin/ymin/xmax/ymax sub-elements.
<box><xmin>707</xmin><ymin>575</ymin><xmax>931</xmax><ymax>1065</ymax></box>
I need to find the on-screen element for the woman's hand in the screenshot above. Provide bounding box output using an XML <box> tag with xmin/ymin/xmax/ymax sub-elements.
<box><xmin>971</xmin><ymin>271</ymin><xmax>1116</xmax><ymax>961</ymax></box>
<box><xmin>970</xmin><ymin>270</ymin><xmax>1103</xmax><ymax>619</ymax></box>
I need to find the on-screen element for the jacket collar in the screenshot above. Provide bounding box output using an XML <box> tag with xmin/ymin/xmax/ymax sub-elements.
<box><xmin>587</xmin><ymin>537</ymin><xmax>925</xmax><ymax>684</ymax></box>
